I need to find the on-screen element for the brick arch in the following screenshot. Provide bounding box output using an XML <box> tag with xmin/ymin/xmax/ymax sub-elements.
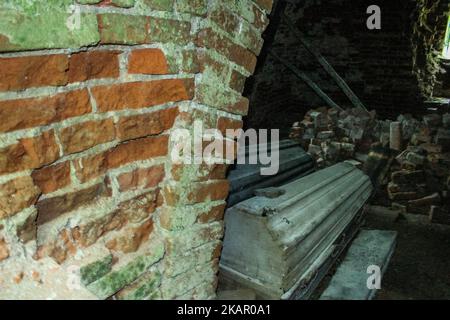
<box><xmin>0</xmin><ymin>0</ymin><xmax>272</xmax><ymax>299</ymax></box>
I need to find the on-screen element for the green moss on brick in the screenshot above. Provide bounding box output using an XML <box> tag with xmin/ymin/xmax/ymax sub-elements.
<box><xmin>76</xmin><ymin>0</ymin><xmax>102</xmax><ymax>4</ymax></box>
<box><xmin>165</xmin><ymin>48</ymin><xmax>199</xmax><ymax>74</ymax></box>
<box><xmin>176</xmin><ymin>0</ymin><xmax>208</xmax><ymax>16</ymax></box>
<box><xmin>138</xmin><ymin>0</ymin><xmax>174</xmax><ymax>11</ymax></box>
<box><xmin>86</xmin><ymin>243</ymin><xmax>164</xmax><ymax>299</ymax></box>
<box><xmin>98</xmin><ymin>14</ymin><xmax>148</xmax><ymax>44</ymax></box>
<box><xmin>0</xmin><ymin>2</ymin><xmax>99</xmax><ymax>52</ymax></box>
<box><xmin>80</xmin><ymin>254</ymin><xmax>113</xmax><ymax>286</ymax></box>
<box><xmin>149</xmin><ymin>18</ymin><xmax>191</xmax><ymax>45</ymax></box>
<box><xmin>111</xmin><ymin>0</ymin><xmax>136</xmax><ymax>8</ymax></box>
<box><xmin>116</xmin><ymin>271</ymin><xmax>162</xmax><ymax>300</ymax></box>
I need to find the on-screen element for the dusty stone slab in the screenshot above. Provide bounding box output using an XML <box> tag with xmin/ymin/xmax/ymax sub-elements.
<box><xmin>320</xmin><ymin>230</ymin><xmax>397</xmax><ymax>300</ymax></box>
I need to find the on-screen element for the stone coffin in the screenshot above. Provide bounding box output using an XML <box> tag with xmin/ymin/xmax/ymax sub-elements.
<box><xmin>227</xmin><ymin>139</ymin><xmax>315</xmax><ymax>207</ymax></box>
<box><xmin>220</xmin><ymin>162</ymin><xmax>373</xmax><ymax>299</ymax></box>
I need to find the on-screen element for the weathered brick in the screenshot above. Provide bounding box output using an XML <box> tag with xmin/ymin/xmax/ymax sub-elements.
<box><xmin>17</xmin><ymin>211</ymin><xmax>38</xmax><ymax>243</ymax></box>
<box><xmin>59</xmin><ymin>119</ymin><xmax>116</xmax><ymax>154</ymax></box>
<box><xmin>86</xmin><ymin>241</ymin><xmax>164</xmax><ymax>299</ymax></box>
<box><xmin>196</xmin><ymin>83</ymin><xmax>249</xmax><ymax>115</ymax></box>
<box><xmin>0</xmin><ymin>237</ymin><xmax>10</xmax><ymax>261</ymax></box>
<box><xmin>0</xmin><ymin>89</ymin><xmax>92</xmax><ymax>133</ymax></box>
<box><xmin>117</xmin><ymin>165</ymin><xmax>165</xmax><ymax>192</ymax></box>
<box><xmin>171</xmin><ymin>164</ymin><xmax>228</xmax><ymax>182</ymax></box>
<box><xmin>72</xmin><ymin>191</ymin><xmax>160</xmax><ymax>247</ymax></box>
<box><xmin>68</xmin><ymin>50</ymin><xmax>121</xmax><ymax>83</ymax></box>
<box><xmin>117</xmin><ymin>107</ymin><xmax>179</xmax><ymax>141</ymax></box>
<box><xmin>0</xmin><ymin>54</ymin><xmax>69</xmax><ymax>92</ymax></box>
<box><xmin>164</xmin><ymin>241</ymin><xmax>221</xmax><ymax>277</ymax></box>
<box><xmin>160</xmin><ymin>259</ymin><xmax>219</xmax><ymax>299</ymax></box>
<box><xmin>115</xmin><ymin>270</ymin><xmax>161</xmax><ymax>300</ymax></box>
<box><xmin>253</xmin><ymin>0</ymin><xmax>273</xmax><ymax>12</ymax></box>
<box><xmin>73</xmin><ymin>152</ymin><xmax>108</xmax><ymax>183</ymax></box>
<box><xmin>229</xmin><ymin>97</ymin><xmax>250</xmax><ymax>115</ymax></box>
<box><xmin>128</xmin><ymin>48</ymin><xmax>169</xmax><ymax>75</ymax></box>
<box><xmin>110</xmin><ymin>0</ymin><xmax>136</xmax><ymax>8</ymax></box>
<box><xmin>118</xmin><ymin>191</ymin><xmax>161</xmax><ymax>223</ymax></box>
<box><xmin>166</xmin><ymin>49</ymin><xmax>200</xmax><ymax>74</ymax></box>
<box><xmin>217</xmin><ymin>117</ymin><xmax>244</xmax><ymax>137</ymax></box>
<box><xmin>31</xmin><ymin>162</ymin><xmax>71</xmax><ymax>194</ymax></box>
<box><xmin>0</xmin><ymin>5</ymin><xmax>100</xmax><ymax>52</ymax></box>
<box><xmin>229</xmin><ymin>70</ymin><xmax>247</xmax><ymax>92</ymax></box>
<box><xmin>0</xmin><ymin>176</ymin><xmax>40</xmax><ymax>220</ymax></box>
<box><xmin>176</xmin><ymin>0</ymin><xmax>208</xmax><ymax>16</ymax></box>
<box><xmin>0</xmin><ymin>130</ymin><xmax>60</xmax><ymax>175</ymax></box>
<box><xmin>91</xmin><ymin>79</ymin><xmax>194</xmax><ymax>112</ymax></box>
<box><xmin>75</xmin><ymin>136</ymin><xmax>168</xmax><ymax>182</ymax></box>
<box><xmin>148</xmin><ymin>17</ymin><xmax>191</xmax><ymax>45</ymax></box>
<box><xmin>35</xmin><ymin>229</ymin><xmax>78</xmax><ymax>264</ymax></box>
<box><xmin>165</xmin><ymin>222</ymin><xmax>223</xmax><ymax>255</ymax></box>
<box><xmin>106</xmin><ymin>218</ymin><xmax>155</xmax><ymax>253</ymax></box>
<box><xmin>80</xmin><ymin>254</ymin><xmax>114</xmax><ymax>286</ymax></box>
<box><xmin>197</xmin><ymin>51</ymin><xmax>230</xmax><ymax>82</ymax></box>
<box><xmin>163</xmin><ymin>180</ymin><xmax>229</xmax><ymax>205</ymax></box>
<box><xmin>36</xmin><ymin>183</ymin><xmax>109</xmax><ymax>226</ymax></box>
<box><xmin>140</xmin><ymin>0</ymin><xmax>174</xmax><ymax>11</ymax></box>
<box><xmin>196</xmin><ymin>28</ymin><xmax>257</xmax><ymax>73</ymax></box>
<box><xmin>107</xmin><ymin>135</ymin><xmax>169</xmax><ymax>169</ymax></box>
<box><xmin>159</xmin><ymin>202</ymin><xmax>226</xmax><ymax>231</ymax></box>
<box><xmin>197</xmin><ymin>203</ymin><xmax>226</xmax><ymax>224</ymax></box>
<box><xmin>98</xmin><ymin>14</ymin><xmax>148</xmax><ymax>44</ymax></box>
<box><xmin>175</xmin><ymin>280</ymin><xmax>217</xmax><ymax>300</ymax></box>
<box><xmin>209</xmin><ymin>6</ymin><xmax>240</xmax><ymax>35</ymax></box>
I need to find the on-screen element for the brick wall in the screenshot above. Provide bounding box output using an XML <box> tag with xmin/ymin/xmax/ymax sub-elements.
<box><xmin>246</xmin><ymin>0</ymin><xmax>450</xmax><ymax>132</ymax></box>
<box><xmin>0</xmin><ymin>0</ymin><xmax>271</xmax><ymax>299</ymax></box>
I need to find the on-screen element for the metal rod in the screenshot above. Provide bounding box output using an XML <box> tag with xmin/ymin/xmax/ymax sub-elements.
<box><xmin>282</xmin><ymin>12</ymin><xmax>369</xmax><ymax>113</ymax></box>
<box><xmin>269</xmin><ymin>50</ymin><xmax>344</xmax><ymax>112</ymax></box>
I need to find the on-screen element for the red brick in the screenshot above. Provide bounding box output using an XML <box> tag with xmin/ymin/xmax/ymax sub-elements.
<box><xmin>59</xmin><ymin>119</ymin><xmax>116</xmax><ymax>154</ymax></box>
<box><xmin>164</xmin><ymin>180</ymin><xmax>230</xmax><ymax>205</ymax></box>
<box><xmin>197</xmin><ymin>204</ymin><xmax>226</xmax><ymax>224</ymax></box>
<box><xmin>0</xmin><ymin>54</ymin><xmax>69</xmax><ymax>92</ymax></box>
<box><xmin>250</xmin><ymin>2</ymin><xmax>270</xmax><ymax>30</ymax></box>
<box><xmin>107</xmin><ymin>135</ymin><xmax>169</xmax><ymax>169</ymax></box>
<box><xmin>31</xmin><ymin>162</ymin><xmax>71</xmax><ymax>194</ymax></box>
<box><xmin>171</xmin><ymin>164</ymin><xmax>228</xmax><ymax>182</ymax></box>
<box><xmin>217</xmin><ymin>117</ymin><xmax>243</xmax><ymax>137</ymax></box>
<box><xmin>73</xmin><ymin>152</ymin><xmax>108</xmax><ymax>183</ymax></box>
<box><xmin>209</xmin><ymin>7</ymin><xmax>239</xmax><ymax>35</ymax></box>
<box><xmin>0</xmin><ymin>89</ymin><xmax>92</xmax><ymax>133</ymax></box>
<box><xmin>196</xmin><ymin>28</ymin><xmax>257</xmax><ymax>73</ymax></box>
<box><xmin>91</xmin><ymin>79</ymin><xmax>194</xmax><ymax>112</ymax></box>
<box><xmin>254</xmin><ymin>0</ymin><xmax>273</xmax><ymax>12</ymax></box>
<box><xmin>74</xmin><ymin>136</ymin><xmax>169</xmax><ymax>183</ymax></box>
<box><xmin>128</xmin><ymin>48</ymin><xmax>169</xmax><ymax>75</ymax></box>
<box><xmin>0</xmin><ymin>237</ymin><xmax>9</xmax><ymax>261</ymax></box>
<box><xmin>117</xmin><ymin>107</ymin><xmax>179</xmax><ymax>141</ymax></box>
<box><xmin>0</xmin><ymin>176</ymin><xmax>41</xmax><ymax>219</ymax></box>
<box><xmin>229</xmin><ymin>70</ymin><xmax>247</xmax><ymax>92</ymax></box>
<box><xmin>36</xmin><ymin>183</ymin><xmax>109</xmax><ymax>226</ymax></box>
<box><xmin>117</xmin><ymin>165</ymin><xmax>165</xmax><ymax>192</ymax></box>
<box><xmin>106</xmin><ymin>219</ymin><xmax>154</xmax><ymax>253</ymax></box>
<box><xmin>226</xmin><ymin>97</ymin><xmax>250</xmax><ymax>115</ymax></box>
<box><xmin>68</xmin><ymin>50</ymin><xmax>121</xmax><ymax>83</ymax></box>
<box><xmin>0</xmin><ymin>131</ymin><xmax>60</xmax><ymax>175</ymax></box>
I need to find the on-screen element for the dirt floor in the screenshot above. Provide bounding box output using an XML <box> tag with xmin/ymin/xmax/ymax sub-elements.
<box><xmin>363</xmin><ymin>212</ymin><xmax>450</xmax><ymax>300</ymax></box>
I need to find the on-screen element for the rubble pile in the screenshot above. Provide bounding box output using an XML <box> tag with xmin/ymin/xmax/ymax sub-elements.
<box><xmin>290</xmin><ymin>107</ymin><xmax>450</xmax><ymax>225</ymax></box>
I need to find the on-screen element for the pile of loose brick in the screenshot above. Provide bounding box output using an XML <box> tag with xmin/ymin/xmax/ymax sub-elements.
<box><xmin>290</xmin><ymin>107</ymin><xmax>450</xmax><ymax>225</ymax></box>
